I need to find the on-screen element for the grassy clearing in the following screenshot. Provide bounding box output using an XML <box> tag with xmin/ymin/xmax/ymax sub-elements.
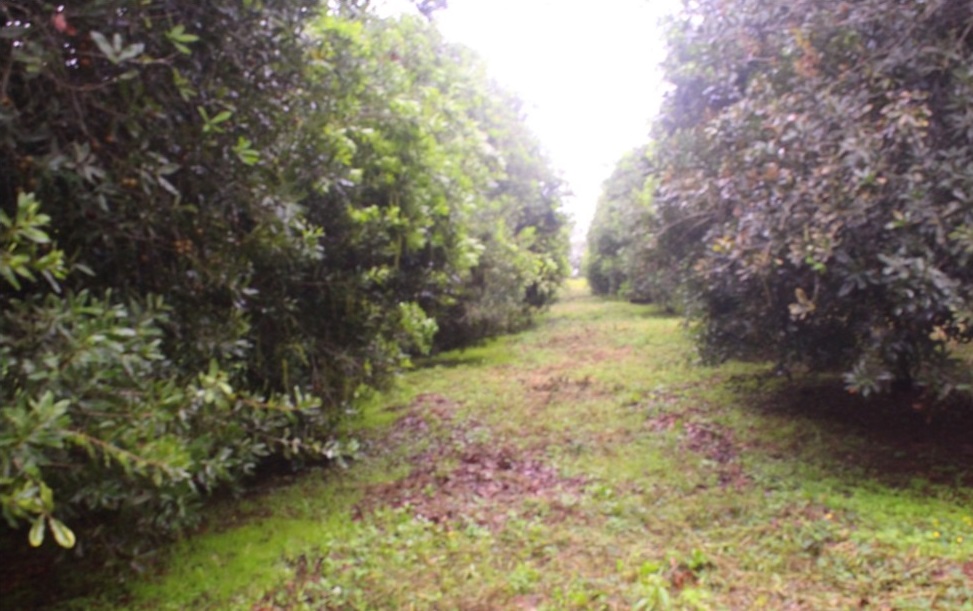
<box><xmin>19</xmin><ymin>278</ymin><xmax>973</xmax><ymax>610</ymax></box>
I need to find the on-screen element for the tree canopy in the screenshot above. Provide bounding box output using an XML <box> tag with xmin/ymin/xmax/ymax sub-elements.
<box><xmin>619</xmin><ymin>0</ymin><xmax>972</xmax><ymax>402</ymax></box>
<box><xmin>584</xmin><ymin>146</ymin><xmax>651</xmax><ymax>299</ymax></box>
<box><xmin>1</xmin><ymin>0</ymin><xmax>567</xmax><ymax>558</ymax></box>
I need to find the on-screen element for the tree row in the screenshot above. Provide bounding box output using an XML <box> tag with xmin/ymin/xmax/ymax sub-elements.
<box><xmin>1</xmin><ymin>0</ymin><xmax>568</xmax><ymax>560</ymax></box>
<box><xmin>587</xmin><ymin>0</ymin><xmax>972</xmax><ymax>404</ymax></box>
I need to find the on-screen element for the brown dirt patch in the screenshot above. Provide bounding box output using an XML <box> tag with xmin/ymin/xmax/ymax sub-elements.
<box><xmin>683</xmin><ymin>422</ymin><xmax>736</xmax><ymax>464</ymax></box>
<box><xmin>357</xmin><ymin>393</ymin><xmax>586</xmax><ymax>528</ymax></box>
<box><xmin>646</xmin><ymin>412</ymin><xmax>683</xmax><ymax>432</ymax></box>
<box><xmin>683</xmin><ymin>421</ymin><xmax>751</xmax><ymax>489</ymax></box>
<box><xmin>517</xmin><ymin>371</ymin><xmax>610</xmax><ymax>406</ymax></box>
<box><xmin>379</xmin><ymin>392</ymin><xmax>459</xmax><ymax>447</ymax></box>
<box><xmin>535</xmin><ymin>329</ymin><xmax>602</xmax><ymax>350</ymax></box>
<box><xmin>645</xmin><ymin>409</ymin><xmax>751</xmax><ymax>489</ymax></box>
<box><xmin>536</xmin><ymin>329</ymin><xmax>633</xmax><ymax>367</ymax></box>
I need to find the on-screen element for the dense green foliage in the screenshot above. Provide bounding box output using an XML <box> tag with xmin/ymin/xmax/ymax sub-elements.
<box><xmin>0</xmin><ymin>0</ymin><xmax>566</xmax><ymax>558</ymax></box>
<box><xmin>435</xmin><ymin>85</ymin><xmax>569</xmax><ymax>348</ymax></box>
<box><xmin>635</xmin><ymin>0</ymin><xmax>973</xmax><ymax>400</ymax></box>
<box><xmin>584</xmin><ymin>146</ymin><xmax>655</xmax><ymax>302</ymax></box>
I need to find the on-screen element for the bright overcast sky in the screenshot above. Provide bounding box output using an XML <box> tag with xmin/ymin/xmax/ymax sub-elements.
<box><xmin>377</xmin><ymin>0</ymin><xmax>680</xmax><ymax>239</ymax></box>
<box><xmin>432</xmin><ymin>0</ymin><xmax>679</xmax><ymax>239</ymax></box>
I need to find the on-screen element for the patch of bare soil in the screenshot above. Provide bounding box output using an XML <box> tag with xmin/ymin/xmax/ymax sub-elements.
<box><xmin>357</xmin><ymin>393</ymin><xmax>586</xmax><ymax>528</ymax></box>
<box><xmin>534</xmin><ymin>328</ymin><xmax>601</xmax><ymax>350</ymax></box>
<box><xmin>683</xmin><ymin>421</ymin><xmax>751</xmax><ymax>489</ymax></box>
<box><xmin>516</xmin><ymin>371</ymin><xmax>610</xmax><ymax>408</ymax></box>
<box><xmin>683</xmin><ymin>422</ymin><xmax>736</xmax><ymax>464</ymax></box>
<box><xmin>645</xmin><ymin>409</ymin><xmax>750</xmax><ymax>489</ymax></box>
<box><xmin>536</xmin><ymin>328</ymin><xmax>633</xmax><ymax>366</ymax></box>
<box><xmin>379</xmin><ymin>392</ymin><xmax>458</xmax><ymax>446</ymax></box>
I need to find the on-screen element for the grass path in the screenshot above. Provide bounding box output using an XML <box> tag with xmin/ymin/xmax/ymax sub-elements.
<box><xmin>59</xmin><ymin>281</ymin><xmax>973</xmax><ymax>609</ymax></box>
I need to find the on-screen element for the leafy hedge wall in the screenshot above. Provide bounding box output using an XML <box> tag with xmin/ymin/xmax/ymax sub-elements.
<box><xmin>584</xmin><ymin>146</ymin><xmax>653</xmax><ymax>301</ymax></box>
<box><xmin>636</xmin><ymin>0</ymin><xmax>972</xmax><ymax>400</ymax></box>
<box><xmin>1</xmin><ymin>0</ymin><xmax>567</xmax><ymax>559</ymax></box>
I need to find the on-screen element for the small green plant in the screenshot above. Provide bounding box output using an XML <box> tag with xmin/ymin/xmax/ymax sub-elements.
<box><xmin>0</xmin><ymin>192</ymin><xmax>66</xmax><ymax>291</ymax></box>
<box><xmin>634</xmin><ymin>573</ymin><xmax>672</xmax><ymax>611</ymax></box>
<box><xmin>508</xmin><ymin>561</ymin><xmax>541</xmax><ymax>594</ymax></box>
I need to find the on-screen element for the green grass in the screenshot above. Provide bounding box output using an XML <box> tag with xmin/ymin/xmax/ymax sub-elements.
<box><xmin>21</xmin><ymin>279</ymin><xmax>973</xmax><ymax>610</ymax></box>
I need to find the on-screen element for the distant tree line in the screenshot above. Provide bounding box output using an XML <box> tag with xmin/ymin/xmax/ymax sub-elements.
<box><xmin>0</xmin><ymin>0</ymin><xmax>567</xmax><ymax>559</ymax></box>
<box><xmin>587</xmin><ymin>0</ymin><xmax>972</xmax><ymax>401</ymax></box>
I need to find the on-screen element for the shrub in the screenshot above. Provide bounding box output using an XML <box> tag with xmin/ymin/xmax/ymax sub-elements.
<box><xmin>648</xmin><ymin>0</ymin><xmax>972</xmax><ymax>399</ymax></box>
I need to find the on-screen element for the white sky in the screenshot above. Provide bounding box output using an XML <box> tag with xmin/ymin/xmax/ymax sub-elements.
<box><xmin>379</xmin><ymin>0</ymin><xmax>680</xmax><ymax>239</ymax></box>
